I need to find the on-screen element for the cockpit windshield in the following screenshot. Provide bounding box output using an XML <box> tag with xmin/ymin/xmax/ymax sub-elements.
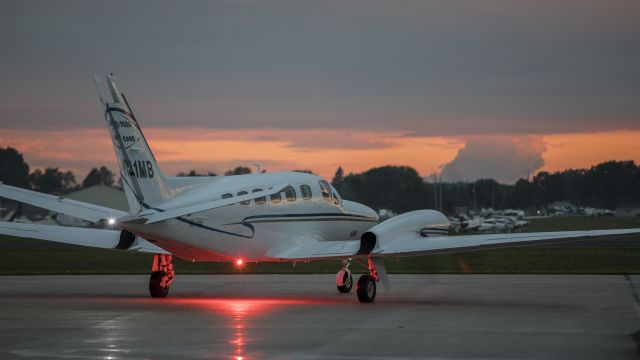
<box><xmin>329</xmin><ymin>184</ymin><xmax>343</xmax><ymax>206</ymax></box>
<box><xmin>319</xmin><ymin>180</ymin><xmax>331</xmax><ymax>202</ymax></box>
<box><xmin>319</xmin><ymin>180</ymin><xmax>342</xmax><ymax>207</ymax></box>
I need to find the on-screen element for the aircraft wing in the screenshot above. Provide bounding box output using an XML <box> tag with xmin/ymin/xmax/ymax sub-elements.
<box><xmin>0</xmin><ymin>184</ymin><xmax>127</xmax><ymax>223</ymax></box>
<box><xmin>267</xmin><ymin>239</ymin><xmax>362</xmax><ymax>261</ymax></box>
<box><xmin>0</xmin><ymin>221</ymin><xmax>168</xmax><ymax>254</ymax></box>
<box><xmin>374</xmin><ymin>228</ymin><xmax>640</xmax><ymax>257</ymax></box>
<box><xmin>141</xmin><ymin>183</ymin><xmax>290</xmax><ymax>224</ymax></box>
<box><xmin>267</xmin><ymin>228</ymin><xmax>640</xmax><ymax>260</ymax></box>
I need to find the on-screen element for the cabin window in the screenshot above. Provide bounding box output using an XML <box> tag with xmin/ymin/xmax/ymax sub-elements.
<box><xmin>270</xmin><ymin>193</ymin><xmax>281</xmax><ymax>203</ymax></box>
<box><xmin>253</xmin><ymin>188</ymin><xmax>266</xmax><ymax>205</ymax></box>
<box><xmin>319</xmin><ymin>180</ymin><xmax>331</xmax><ymax>202</ymax></box>
<box><xmin>237</xmin><ymin>191</ymin><xmax>250</xmax><ymax>205</ymax></box>
<box><xmin>332</xmin><ymin>192</ymin><xmax>340</xmax><ymax>206</ymax></box>
<box><xmin>300</xmin><ymin>185</ymin><xmax>312</xmax><ymax>200</ymax></box>
<box><xmin>221</xmin><ymin>193</ymin><xmax>233</xmax><ymax>199</ymax></box>
<box><xmin>284</xmin><ymin>186</ymin><xmax>296</xmax><ymax>202</ymax></box>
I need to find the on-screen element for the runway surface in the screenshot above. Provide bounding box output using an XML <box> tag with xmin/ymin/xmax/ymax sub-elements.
<box><xmin>0</xmin><ymin>274</ymin><xmax>639</xmax><ymax>359</ymax></box>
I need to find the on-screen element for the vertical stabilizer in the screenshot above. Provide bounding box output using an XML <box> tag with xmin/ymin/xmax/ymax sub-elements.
<box><xmin>96</xmin><ymin>75</ymin><xmax>173</xmax><ymax>212</ymax></box>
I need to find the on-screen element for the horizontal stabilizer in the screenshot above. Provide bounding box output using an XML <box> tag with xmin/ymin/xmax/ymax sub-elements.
<box><xmin>141</xmin><ymin>183</ymin><xmax>290</xmax><ymax>224</ymax></box>
<box><xmin>0</xmin><ymin>221</ymin><xmax>168</xmax><ymax>254</ymax></box>
<box><xmin>0</xmin><ymin>184</ymin><xmax>127</xmax><ymax>223</ymax></box>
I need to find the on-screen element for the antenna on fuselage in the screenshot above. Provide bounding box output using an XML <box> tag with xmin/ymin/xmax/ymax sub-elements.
<box><xmin>253</xmin><ymin>163</ymin><xmax>262</xmax><ymax>174</ymax></box>
<box><xmin>93</xmin><ymin>76</ymin><xmax>108</xmax><ymax>107</ymax></box>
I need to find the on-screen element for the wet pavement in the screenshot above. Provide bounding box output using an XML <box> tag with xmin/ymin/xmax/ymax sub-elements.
<box><xmin>0</xmin><ymin>274</ymin><xmax>638</xmax><ymax>359</ymax></box>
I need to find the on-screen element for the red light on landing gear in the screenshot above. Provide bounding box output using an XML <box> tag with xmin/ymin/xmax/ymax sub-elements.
<box><xmin>235</xmin><ymin>259</ymin><xmax>244</xmax><ymax>267</ymax></box>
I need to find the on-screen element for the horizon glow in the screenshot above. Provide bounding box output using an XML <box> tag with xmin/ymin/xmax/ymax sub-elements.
<box><xmin>1</xmin><ymin>128</ymin><xmax>638</xmax><ymax>184</ymax></box>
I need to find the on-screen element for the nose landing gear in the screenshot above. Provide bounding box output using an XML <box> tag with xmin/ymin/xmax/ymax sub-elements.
<box><xmin>149</xmin><ymin>254</ymin><xmax>174</xmax><ymax>298</ymax></box>
<box><xmin>335</xmin><ymin>259</ymin><xmax>353</xmax><ymax>293</ymax></box>
<box><xmin>336</xmin><ymin>256</ymin><xmax>386</xmax><ymax>302</ymax></box>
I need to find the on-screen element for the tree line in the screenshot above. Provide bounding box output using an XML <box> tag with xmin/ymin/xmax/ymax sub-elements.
<box><xmin>0</xmin><ymin>147</ymin><xmax>262</xmax><ymax>195</ymax></box>
<box><xmin>2</xmin><ymin>147</ymin><xmax>639</xmax><ymax>213</ymax></box>
<box><xmin>0</xmin><ymin>147</ymin><xmax>114</xmax><ymax>194</ymax></box>
<box><xmin>331</xmin><ymin>161</ymin><xmax>640</xmax><ymax>214</ymax></box>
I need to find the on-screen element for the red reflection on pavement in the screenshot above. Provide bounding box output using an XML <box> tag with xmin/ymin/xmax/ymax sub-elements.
<box><xmin>171</xmin><ymin>298</ymin><xmax>316</xmax><ymax>314</ymax></box>
<box><xmin>168</xmin><ymin>298</ymin><xmax>323</xmax><ymax>359</ymax></box>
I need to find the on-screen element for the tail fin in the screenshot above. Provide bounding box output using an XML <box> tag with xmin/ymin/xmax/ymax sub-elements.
<box><xmin>95</xmin><ymin>75</ymin><xmax>172</xmax><ymax>212</ymax></box>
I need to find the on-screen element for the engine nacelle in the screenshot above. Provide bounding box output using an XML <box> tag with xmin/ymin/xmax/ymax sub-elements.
<box><xmin>358</xmin><ymin>210</ymin><xmax>450</xmax><ymax>254</ymax></box>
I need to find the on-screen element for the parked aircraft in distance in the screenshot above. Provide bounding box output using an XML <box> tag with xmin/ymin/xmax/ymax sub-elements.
<box><xmin>1</xmin><ymin>75</ymin><xmax>639</xmax><ymax>303</ymax></box>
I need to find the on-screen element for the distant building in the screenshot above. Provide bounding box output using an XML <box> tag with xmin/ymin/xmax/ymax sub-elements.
<box><xmin>378</xmin><ymin>209</ymin><xmax>396</xmax><ymax>220</ymax></box>
<box><xmin>64</xmin><ymin>185</ymin><xmax>128</xmax><ymax>211</ymax></box>
<box><xmin>453</xmin><ymin>206</ymin><xmax>470</xmax><ymax>216</ymax></box>
<box><xmin>55</xmin><ymin>185</ymin><xmax>127</xmax><ymax>226</ymax></box>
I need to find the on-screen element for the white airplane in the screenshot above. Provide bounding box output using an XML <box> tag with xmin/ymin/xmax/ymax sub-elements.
<box><xmin>1</xmin><ymin>75</ymin><xmax>639</xmax><ymax>303</ymax></box>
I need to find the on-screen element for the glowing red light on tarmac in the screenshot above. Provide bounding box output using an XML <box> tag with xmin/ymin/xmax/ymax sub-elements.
<box><xmin>134</xmin><ymin>297</ymin><xmax>337</xmax><ymax>360</ymax></box>
<box><xmin>235</xmin><ymin>259</ymin><xmax>244</xmax><ymax>267</ymax></box>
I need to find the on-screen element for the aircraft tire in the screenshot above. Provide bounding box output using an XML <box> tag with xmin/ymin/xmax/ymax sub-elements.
<box><xmin>149</xmin><ymin>271</ymin><xmax>170</xmax><ymax>298</ymax></box>
<box><xmin>336</xmin><ymin>270</ymin><xmax>353</xmax><ymax>293</ymax></box>
<box><xmin>356</xmin><ymin>275</ymin><xmax>376</xmax><ymax>303</ymax></box>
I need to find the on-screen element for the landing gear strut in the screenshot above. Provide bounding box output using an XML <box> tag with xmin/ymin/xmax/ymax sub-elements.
<box><xmin>355</xmin><ymin>256</ymin><xmax>386</xmax><ymax>303</ymax></box>
<box><xmin>149</xmin><ymin>254</ymin><xmax>174</xmax><ymax>298</ymax></box>
<box><xmin>335</xmin><ymin>259</ymin><xmax>353</xmax><ymax>293</ymax></box>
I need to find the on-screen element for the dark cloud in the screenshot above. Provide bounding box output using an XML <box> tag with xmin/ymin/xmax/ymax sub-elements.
<box><xmin>158</xmin><ymin>159</ymin><xmax>297</xmax><ymax>177</ymax></box>
<box><xmin>280</xmin><ymin>131</ymin><xmax>398</xmax><ymax>151</ymax></box>
<box><xmin>440</xmin><ymin>136</ymin><xmax>546</xmax><ymax>183</ymax></box>
<box><xmin>0</xmin><ymin>1</ymin><xmax>639</xmax><ymax>135</ymax></box>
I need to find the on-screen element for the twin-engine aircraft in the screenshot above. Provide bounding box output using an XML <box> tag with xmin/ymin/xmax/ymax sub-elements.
<box><xmin>1</xmin><ymin>75</ymin><xmax>639</xmax><ymax>303</ymax></box>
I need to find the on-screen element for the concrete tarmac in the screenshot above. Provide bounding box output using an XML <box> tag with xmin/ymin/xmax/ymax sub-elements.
<box><xmin>0</xmin><ymin>274</ymin><xmax>639</xmax><ymax>359</ymax></box>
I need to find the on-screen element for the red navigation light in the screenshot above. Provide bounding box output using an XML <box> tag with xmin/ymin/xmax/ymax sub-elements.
<box><xmin>235</xmin><ymin>259</ymin><xmax>244</xmax><ymax>267</ymax></box>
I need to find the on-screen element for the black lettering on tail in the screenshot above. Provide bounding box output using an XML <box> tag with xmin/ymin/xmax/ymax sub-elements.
<box><xmin>146</xmin><ymin>161</ymin><xmax>154</xmax><ymax>178</ymax></box>
<box><xmin>138</xmin><ymin>161</ymin><xmax>147</xmax><ymax>178</ymax></box>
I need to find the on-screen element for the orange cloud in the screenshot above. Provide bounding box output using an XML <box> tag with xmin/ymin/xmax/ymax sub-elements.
<box><xmin>441</xmin><ymin>135</ymin><xmax>546</xmax><ymax>183</ymax></box>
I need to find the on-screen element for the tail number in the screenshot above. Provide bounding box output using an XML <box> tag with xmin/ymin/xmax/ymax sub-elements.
<box><xmin>114</xmin><ymin>121</ymin><xmax>132</xmax><ymax>128</ymax></box>
<box><xmin>125</xmin><ymin>160</ymin><xmax>155</xmax><ymax>179</ymax></box>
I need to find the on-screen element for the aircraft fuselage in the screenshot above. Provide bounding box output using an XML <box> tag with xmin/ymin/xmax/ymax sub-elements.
<box><xmin>121</xmin><ymin>172</ymin><xmax>379</xmax><ymax>262</ymax></box>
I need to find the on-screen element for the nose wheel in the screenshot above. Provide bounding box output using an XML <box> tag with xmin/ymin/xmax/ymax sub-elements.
<box><xmin>335</xmin><ymin>259</ymin><xmax>353</xmax><ymax>293</ymax></box>
<box><xmin>336</xmin><ymin>270</ymin><xmax>353</xmax><ymax>293</ymax></box>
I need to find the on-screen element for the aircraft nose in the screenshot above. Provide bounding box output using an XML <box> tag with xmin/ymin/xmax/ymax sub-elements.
<box><xmin>342</xmin><ymin>200</ymin><xmax>379</xmax><ymax>220</ymax></box>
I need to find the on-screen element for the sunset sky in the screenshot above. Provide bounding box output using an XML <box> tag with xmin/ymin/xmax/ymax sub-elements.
<box><xmin>1</xmin><ymin>1</ymin><xmax>639</xmax><ymax>183</ymax></box>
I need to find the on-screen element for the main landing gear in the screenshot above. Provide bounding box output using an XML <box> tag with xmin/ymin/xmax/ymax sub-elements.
<box><xmin>356</xmin><ymin>274</ymin><xmax>376</xmax><ymax>303</ymax></box>
<box><xmin>336</xmin><ymin>256</ymin><xmax>386</xmax><ymax>303</ymax></box>
<box><xmin>149</xmin><ymin>254</ymin><xmax>175</xmax><ymax>298</ymax></box>
<box><xmin>355</xmin><ymin>256</ymin><xmax>379</xmax><ymax>303</ymax></box>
